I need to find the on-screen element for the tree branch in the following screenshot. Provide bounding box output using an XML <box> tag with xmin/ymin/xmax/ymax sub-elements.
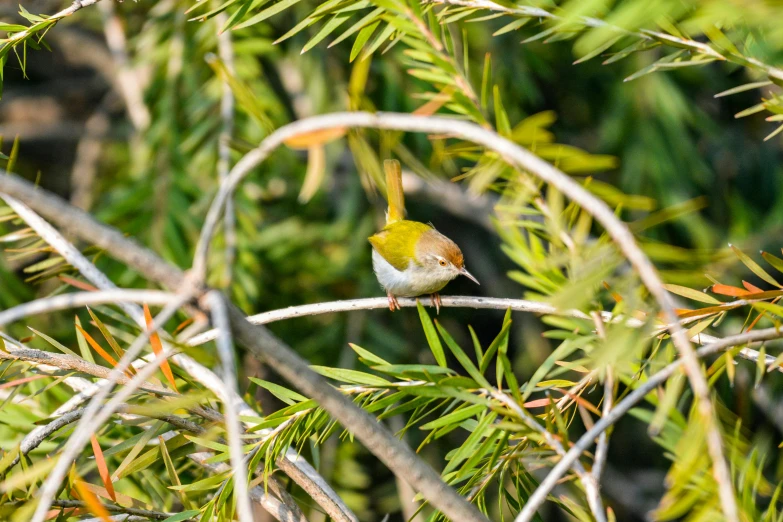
<box><xmin>0</xmin><ymin>289</ymin><xmax>177</xmax><ymax>327</ymax></box>
<box><xmin>191</xmin><ymin>111</ymin><xmax>737</xmax><ymax>521</ymax></box>
<box><xmin>182</xmin><ymin>296</ymin><xmax>777</xmax><ymax>369</ymax></box>
<box><xmin>203</xmin><ymin>291</ymin><xmax>254</xmax><ymax>522</ymax></box>
<box><xmin>214</xmin><ymin>12</ymin><xmax>237</xmax><ymax>286</ymax></box>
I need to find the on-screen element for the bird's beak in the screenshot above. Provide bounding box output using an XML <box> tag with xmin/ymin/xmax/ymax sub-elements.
<box><xmin>460</xmin><ymin>267</ymin><xmax>480</xmax><ymax>285</ymax></box>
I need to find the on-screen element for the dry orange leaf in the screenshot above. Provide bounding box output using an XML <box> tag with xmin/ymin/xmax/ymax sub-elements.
<box><xmin>0</xmin><ymin>374</ymin><xmax>48</xmax><ymax>389</ymax></box>
<box><xmin>58</xmin><ymin>275</ymin><xmax>99</xmax><ymax>292</ymax></box>
<box><xmin>413</xmin><ymin>87</ymin><xmax>455</xmax><ymax>116</ymax></box>
<box><xmin>712</xmin><ymin>283</ymin><xmax>750</xmax><ymax>297</ymax></box>
<box><xmin>742</xmin><ymin>280</ymin><xmax>764</xmax><ymax>293</ymax></box>
<box><xmin>283</xmin><ymin>127</ymin><xmax>346</xmax><ymax>150</ymax></box>
<box><xmin>143</xmin><ymin>303</ymin><xmax>178</xmax><ymax>392</ymax></box>
<box><xmin>90</xmin><ymin>435</ymin><xmax>116</xmax><ymax>502</ymax></box>
<box><xmin>523</xmin><ymin>398</ymin><xmax>551</xmax><ymax>408</ymax></box>
<box><xmin>75</xmin><ymin>325</ymin><xmax>124</xmax><ymax>373</ymax></box>
<box><xmin>72</xmin><ymin>480</ymin><xmax>112</xmax><ymax>522</ymax></box>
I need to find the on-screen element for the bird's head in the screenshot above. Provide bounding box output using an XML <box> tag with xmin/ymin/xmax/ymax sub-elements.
<box><xmin>415</xmin><ymin>229</ymin><xmax>480</xmax><ymax>285</ymax></box>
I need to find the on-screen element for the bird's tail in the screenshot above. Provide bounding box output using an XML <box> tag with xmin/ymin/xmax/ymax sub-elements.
<box><xmin>384</xmin><ymin>159</ymin><xmax>405</xmax><ymax>224</ymax></box>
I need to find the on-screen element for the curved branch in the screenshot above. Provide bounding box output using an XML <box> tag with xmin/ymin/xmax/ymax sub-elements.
<box><xmin>0</xmin><ymin>290</ymin><xmax>177</xmax><ymax>327</ymax></box>
<box><xmin>192</xmin><ymin>111</ymin><xmax>736</xmax><ymax>521</ymax></box>
<box><xmin>182</xmin><ymin>296</ymin><xmax>776</xmax><ymax>370</ymax></box>
<box><xmin>514</xmin><ymin>326</ymin><xmax>783</xmax><ymax>522</ymax></box>
<box><xmin>185</xmin><ymin>296</ymin><xmax>571</xmax><ymax>345</ymax></box>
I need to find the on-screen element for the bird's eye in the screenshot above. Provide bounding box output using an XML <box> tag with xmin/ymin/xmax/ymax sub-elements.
<box><xmin>438</xmin><ymin>259</ymin><xmax>447</xmax><ymax>267</ymax></box>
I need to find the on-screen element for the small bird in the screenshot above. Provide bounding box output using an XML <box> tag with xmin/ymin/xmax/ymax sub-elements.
<box><xmin>368</xmin><ymin>160</ymin><xmax>479</xmax><ymax>313</ymax></box>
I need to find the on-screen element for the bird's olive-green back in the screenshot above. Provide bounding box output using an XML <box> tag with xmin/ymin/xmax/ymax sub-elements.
<box><xmin>368</xmin><ymin>220</ymin><xmax>432</xmax><ymax>271</ymax></box>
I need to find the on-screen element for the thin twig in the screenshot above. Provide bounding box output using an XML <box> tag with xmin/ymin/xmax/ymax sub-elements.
<box><xmin>0</xmin><ymin>289</ymin><xmax>177</xmax><ymax>327</ymax></box>
<box><xmin>215</xmin><ymin>12</ymin><xmax>237</xmax><ymax>286</ymax></box>
<box><xmin>183</xmin><ymin>296</ymin><xmax>777</xmax><ymax>369</ymax></box>
<box><xmin>48</xmin><ymin>500</ymin><xmax>176</xmax><ymax>521</ymax></box>
<box><xmin>592</xmin><ymin>368</ymin><xmax>613</xmax><ymax>483</ymax></box>
<box><xmin>204</xmin><ymin>291</ymin><xmax>254</xmax><ymax>522</ymax></box>
<box><xmin>514</xmin><ymin>326</ymin><xmax>783</xmax><ymax>522</ymax></box>
<box><xmin>190</xmin><ymin>111</ymin><xmax>737</xmax><ymax>522</ymax></box>
<box><xmin>590</xmin><ymin>312</ymin><xmax>611</xmax><ymax>487</ymax></box>
<box><xmin>99</xmin><ymin>0</ymin><xmax>150</xmax><ymax>131</ymax></box>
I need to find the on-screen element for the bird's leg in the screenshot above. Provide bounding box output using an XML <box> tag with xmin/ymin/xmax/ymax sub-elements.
<box><xmin>387</xmin><ymin>291</ymin><xmax>401</xmax><ymax>311</ymax></box>
<box><xmin>429</xmin><ymin>293</ymin><xmax>441</xmax><ymax>315</ymax></box>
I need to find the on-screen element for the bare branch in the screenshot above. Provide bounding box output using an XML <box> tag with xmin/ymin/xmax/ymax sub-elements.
<box><xmin>203</xmin><ymin>291</ymin><xmax>254</xmax><ymax>522</ymax></box>
<box><xmin>48</xmin><ymin>500</ymin><xmax>175</xmax><ymax>521</ymax></box>
<box><xmin>514</xmin><ymin>326</ymin><xmax>783</xmax><ymax>522</ymax></box>
<box><xmin>0</xmin><ymin>289</ymin><xmax>177</xmax><ymax>327</ymax></box>
<box><xmin>183</xmin><ymin>296</ymin><xmax>777</xmax><ymax>369</ymax></box>
<box><xmin>276</xmin><ymin>454</ymin><xmax>358</xmax><ymax>522</ymax></box>
<box><xmin>99</xmin><ymin>0</ymin><xmax>151</xmax><ymax>131</ymax></box>
<box><xmin>191</xmin><ymin>111</ymin><xmax>736</xmax><ymax>521</ymax></box>
<box><xmin>592</xmin><ymin>368</ymin><xmax>613</xmax><ymax>483</ymax></box>
<box><xmin>215</xmin><ymin>12</ymin><xmax>237</xmax><ymax>285</ymax></box>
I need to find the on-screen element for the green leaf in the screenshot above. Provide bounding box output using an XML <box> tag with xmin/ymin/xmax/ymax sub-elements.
<box><xmin>762</xmin><ymin>251</ymin><xmax>783</xmax><ymax>274</ymax></box>
<box><xmin>479</xmin><ymin>319</ymin><xmax>511</xmax><ymax>373</ymax></box>
<box><xmin>74</xmin><ymin>316</ymin><xmax>95</xmax><ymax>364</ymax></box>
<box><xmin>350</xmin><ymin>20</ymin><xmax>380</xmax><ymax>62</ymax></box>
<box><xmin>418</xmin><ymin>302</ymin><xmax>447</xmax><ymax>367</ymax></box>
<box><xmin>27</xmin><ymin>327</ymin><xmax>78</xmax><ymax>357</ymax></box>
<box><xmin>349</xmin><ymin>343</ymin><xmax>390</xmax><ymax>366</ymax></box>
<box><xmin>301</xmin><ymin>14</ymin><xmax>350</xmax><ymax>53</ymax></box>
<box><xmin>248</xmin><ymin>377</ymin><xmax>307</xmax><ymax>405</ymax></box>
<box><xmin>663</xmin><ymin>284</ymin><xmax>722</xmax><ymax>304</ymax></box>
<box><xmin>233</xmin><ymin>0</ymin><xmax>303</xmax><ymax>30</ymax></box>
<box><xmin>310</xmin><ymin>366</ymin><xmax>390</xmax><ymax>386</ymax></box>
<box><xmin>714</xmin><ymin>81</ymin><xmax>772</xmax><ymax>98</ymax></box>
<box><xmin>435</xmin><ymin>321</ymin><xmax>492</xmax><ymax>389</ymax></box>
<box><xmin>420</xmin><ymin>403</ymin><xmax>485</xmax><ymax>430</ymax></box>
<box><xmin>731</xmin><ymin>244</ymin><xmax>781</xmax><ymax>288</ymax></box>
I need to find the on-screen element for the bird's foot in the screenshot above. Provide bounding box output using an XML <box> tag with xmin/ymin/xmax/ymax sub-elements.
<box><xmin>429</xmin><ymin>293</ymin><xmax>442</xmax><ymax>314</ymax></box>
<box><xmin>387</xmin><ymin>292</ymin><xmax>401</xmax><ymax>311</ymax></box>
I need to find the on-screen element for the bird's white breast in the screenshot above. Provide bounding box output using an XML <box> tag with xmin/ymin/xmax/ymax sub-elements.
<box><xmin>372</xmin><ymin>249</ymin><xmax>452</xmax><ymax>297</ymax></box>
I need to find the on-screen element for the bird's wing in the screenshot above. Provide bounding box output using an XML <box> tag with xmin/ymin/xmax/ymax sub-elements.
<box><xmin>368</xmin><ymin>221</ymin><xmax>431</xmax><ymax>271</ymax></box>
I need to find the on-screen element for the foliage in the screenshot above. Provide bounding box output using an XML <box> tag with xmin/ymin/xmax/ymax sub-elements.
<box><xmin>0</xmin><ymin>0</ymin><xmax>782</xmax><ymax>521</ymax></box>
